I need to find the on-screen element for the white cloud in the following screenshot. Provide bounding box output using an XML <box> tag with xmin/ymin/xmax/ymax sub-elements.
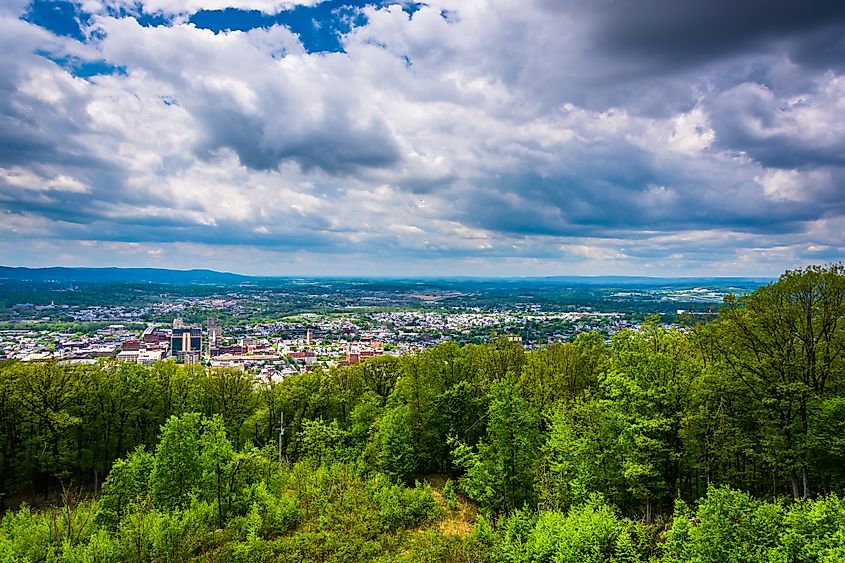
<box><xmin>0</xmin><ymin>1</ymin><xmax>844</xmax><ymax>275</ymax></box>
<box><xmin>83</xmin><ymin>0</ymin><xmax>327</xmax><ymax>17</ymax></box>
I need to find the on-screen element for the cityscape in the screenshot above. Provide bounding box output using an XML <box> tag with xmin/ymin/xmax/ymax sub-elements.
<box><xmin>0</xmin><ymin>267</ymin><xmax>765</xmax><ymax>382</ymax></box>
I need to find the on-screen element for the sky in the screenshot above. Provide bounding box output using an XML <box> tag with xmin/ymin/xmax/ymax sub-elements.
<box><xmin>0</xmin><ymin>0</ymin><xmax>844</xmax><ymax>277</ymax></box>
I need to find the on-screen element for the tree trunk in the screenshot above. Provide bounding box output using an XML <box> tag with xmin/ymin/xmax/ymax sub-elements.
<box><xmin>802</xmin><ymin>465</ymin><xmax>809</xmax><ymax>499</ymax></box>
<box><xmin>790</xmin><ymin>470</ymin><xmax>800</xmax><ymax>500</ymax></box>
<box><xmin>216</xmin><ymin>463</ymin><xmax>223</xmax><ymax>528</ymax></box>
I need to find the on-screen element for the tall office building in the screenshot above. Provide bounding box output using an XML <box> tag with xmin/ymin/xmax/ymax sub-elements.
<box><xmin>208</xmin><ymin>317</ymin><xmax>222</xmax><ymax>352</ymax></box>
<box><xmin>171</xmin><ymin>319</ymin><xmax>202</xmax><ymax>363</ymax></box>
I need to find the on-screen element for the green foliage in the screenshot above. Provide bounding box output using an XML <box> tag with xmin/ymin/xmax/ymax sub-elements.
<box><xmin>663</xmin><ymin>486</ymin><xmax>785</xmax><ymax>562</ymax></box>
<box><xmin>301</xmin><ymin>418</ymin><xmax>351</xmax><ymax>465</ymax></box>
<box><xmin>452</xmin><ymin>377</ymin><xmax>539</xmax><ymax>515</ymax></box>
<box><xmin>151</xmin><ymin>413</ymin><xmax>203</xmax><ymax>511</ymax></box>
<box><xmin>519</xmin><ymin>334</ymin><xmax>606</xmax><ymax>411</ymax></box>
<box><xmin>661</xmin><ymin>498</ymin><xmax>692</xmax><ymax>563</ymax></box>
<box><xmin>252</xmin><ymin>482</ymin><xmax>302</xmax><ymax>536</ymax></box>
<box><xmin>379</xmin><ymin>404</ymin><xmax>416</xmax><ymax>483</ymax></box>
<box><xmin>603</xmin><ymin>320</ymin><xmax>694</xmax><ymax>519</ymax></box>
<box><xmin>0</xmin><ymin>505</ymin><xmax>51</xmax><ymax>561</ymax></box>
<box><xmin>348</xmin><ymin>391</ymin><xmax>382</xmax><ymax>446</ymax></box>
<box><xmin>200</xmin><ymin>414</ymin><xmax>235</xmax><ymax>527</ymax></box>
<box><xmin>542</xmin><ymin>397</ymin><xmax>615</xmax><ymax>510</ymax></box>
<box><xmin>712</xmin><ymin>264</ymin><xmax>845</xmax><ymax>499</ymax></box>
<box><xmin>96</xmin><ymin>446</ymin><xmax>154</xmax><ymax>529</ymax></box>
<box><xmin>808</xmin><ymin>398</ymin><xmax>845</xmax><ymax>488</ymax></box>
<box><xmin>443</xmin><ymin>478</ymin><xmax>458</xmax><ymax>510</ymax></box>
<box><xmin>774</xmin><ymin>494</ymin><xmax>845</xmax><ymax>562</ymax></box>
<box><xmin>495</xmin><ymin>496</ymin><xmax>648</xmax><ymax>563</ymax></box>
<box><xmin>369</xmin><ymin>476</ymin><xmax>439</xmax><ymax>531</ymax></box>
<box><xmin>198</xmin><ymin>368</ymin><xmax>256</xmax><ymax>450</ymax></box>
<box><xmin>660</xmin><ymin>486</ymin><xmax>845</xmax><ymax>562</ymax></box>
<box><xmin>145</xmin><ymin>500</ymin><xmax>215</xmax><ymax>562</ymax></box>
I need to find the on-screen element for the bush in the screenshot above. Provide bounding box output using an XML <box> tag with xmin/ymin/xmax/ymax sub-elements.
<box><xmin>114</xmin><ymin>500</ymin><xmax>214</xmax><ymax>562</ymax></box>
<box><xmin>231</xmin><ymin>482</ymin><xmax>301</xmax><ymax>538</ymax></box>
<box><xmin>54</xmin><ymin>529</ymin><xmax>120</xmax><ymax>563</ymax></box>
<box><xmin>384</xmin><ymin>529</ymin><xmax>466</xmax><ymax>563</ymax></box>
<box><xmin>0</xmin><ymin>505</ymin><xmax>51</xmax><ymax>561</ymax></box>
<box><xmin>272</xmin><ymin>530</ymin><xmax>385</xmax><ymax>563</ymax></box>
<box><xmin>380</xmin><ymin>405</ymin><xmax>416</xmax><ymax>483</ymax></box>
<box><xmin>368</xmin><ymin>475</ymin><xmax>439</xmax><ymax>531</ymax></box>
<box><xmin>151</xmin><ymin>413</ymin><xmax>203</xmax><ymax>511</ymax></box>
<box><xmin>772</xmin><ymin>494</ymin><xmax>845</xmax><ymax>562</ymax></box>
<box><xmin>495</xmin><ymin>496</ymin><xmax>647</xmax><ymax>563</ymax></box>
<box><xmin>443</xmin><ymin>479</ymin><xmax>458</xmax><ymax>511</ymax></box>
<box><xmin>666</xmin><ymin>485</ymin><xmax>784</xmax><ymax>563</ymax></box>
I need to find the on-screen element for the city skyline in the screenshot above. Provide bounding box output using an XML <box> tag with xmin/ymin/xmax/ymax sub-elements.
<box><xmin>1</xmin><ymin>1</ymin><xmax>844</xmax><ymax>276</ymax></box>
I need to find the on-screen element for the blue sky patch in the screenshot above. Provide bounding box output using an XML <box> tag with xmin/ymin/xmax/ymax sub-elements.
<box><xmin>22</xmin><ymin>0</ymin><xmax>426</xmax><ymax>53</ymax></box>
<box><xmin>190</xmin><ymin>1</ymin><xmax>379</xmax><ymax>53</ymax></box>
<box><xmin>35</xmin><ymin>49</ymin><xmax>127</xmax><ymax>78</ymax></box>
<box><xmin>24</xmin><ymin>0</ymin><xmax>90</xmax><ymax>41</ymax></box>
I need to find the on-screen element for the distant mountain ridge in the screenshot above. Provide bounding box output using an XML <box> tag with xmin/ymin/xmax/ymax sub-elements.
<box><xmin>0</xmin><ymin>266</ymin><xmax>253</xmax><ymax>284</ymax></box>
<box><xmin>0</xmin><ymin>266</ymin><xmax>773</xmax><ymax>286</ymax></box>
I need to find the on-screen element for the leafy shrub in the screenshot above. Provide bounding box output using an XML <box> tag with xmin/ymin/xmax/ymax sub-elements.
<box><xmin>301</xmin><ymin>419</ymin><xmax>352</xmax><ymax>466</ymax></box>
<box><xmin>443</xmin><ymin>479</ymin><xmax>458</xmax><ymax>511</ymax></box>
<box><xmin>151</xmin><ymin>413</ymin><xmax>203</xmax><ymax>511</ymax></box>
<box><xmin>772</xmin><ymin>494</ymin><xmax>845</xmax><ymax>562</ymax></box>
<box><xmin>53</xmin><ymin>529</ymin><xmax>120</xmax><ymax>563</ymax></box>
<box><xmin>272</xmin><ymin>530</ymin><xmax>385</xmax><ymax>563</ymax></box>
<box><xmin>115</xmin><ymin>500</ymin><xmax>215</xmax><ymax>562</ymax></box>
<box><xmin>384</xmin><ymin>529</ymin><xmax>466</xmax><ymax>563</ymax></box>
<box><xmin>0</xmin><ymin>505</ymin><xmax>51</xmax><ymax>561</ymax></box>
<box><xmin>495</xmin><ymin>496</ymin><xmax>646</xmax><ymax>563</ymax></box>
<box><xmin>662</xmin><ymin>485</ymin><xmax>788</xmax><ymax>563</ymax></box>
<box><xmin>368</xmin><ymin>476</ymin><xmax>439</xmax><ymax>531</ymax></box>
<box><xmin>231</xmin><ymin>482</ymin><xmax>301</xmax><ymax>538</ymax></box>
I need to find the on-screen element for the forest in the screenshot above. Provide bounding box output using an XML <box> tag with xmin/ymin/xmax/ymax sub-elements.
<box><xmin>0</xmin><ymin>264</ymin><xmax>843</xmax><ymax>562</ymax></box>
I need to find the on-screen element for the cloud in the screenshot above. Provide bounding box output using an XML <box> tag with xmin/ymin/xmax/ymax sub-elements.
<box><xmin>92</xmin><ymin>17</ymin><xmax>401</xmax><ymax>173</ymax></box>
<box><xmin>1</xmin><ymin>0</ymin><xmax>844</xmax><ymax>276</ymax></box>
<box><xmin>83</xmin><ymin>0</ymin><xmax>328</xmax><ymax>17</ymax></box>
<box><xmin>707</xmin><ymin>77</ymin><xmax>845</xmax><ymax>169</ymax></box>
<box><xmin>570</xmin><ymin>0</ymin><xmax>845</xmax><ymax>70</ymax></box>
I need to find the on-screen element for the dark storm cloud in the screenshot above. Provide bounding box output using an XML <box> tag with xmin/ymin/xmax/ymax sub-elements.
<box><xmin>489</xmin><ymin>0</ymin><xmax>845</xmax><ymax>234</ymax></box>
<box><xmin>559</xmin><ymin>0</ymin><xmax>845</xmax><ymax>71</ymax></box>
<box><xmin>454</xmin><ymin>170</ymin><xmax>821</xmax><ymax>241</ymax></box>
<box><xmin>194</xmin><ymin>100</ymin><xmax>402</xmax><ymax>174</ymax></box>
<box><xmin>40</xmin><ymin>216</ymin><xmax>342</xmax><ymax>249</ymax></box>
<box><xmin>706</xmin><ymin>82</ymin><xmax>845</xmax><ymax>171</ymax></box>
<box><xmin>0</xmin><ymin>38</ymin><xmax>82</xmax><ymax>168</ymax></box>
<box><xmin>0</xmin><ymin>93</ymin><xmax>118</xmax><ymax>175</ymax></box>
<box><xmin>507</xmin><ymin>0</ymin><xmax>845</xmax><ymax>119</ymax></box>
<box><xmin>787</xmin><ymin>25</ymin><xmax>845</xmax><ymax>71</ymax></box>
<box><xmin>432</xmin><ymin>103</ymin><xmax>842</xmax><ymax>241</ymax></box>
<box><xmin>0</xmin><ymin>89</ymin><xmax>170</xmax><ymax>217</ymax></box>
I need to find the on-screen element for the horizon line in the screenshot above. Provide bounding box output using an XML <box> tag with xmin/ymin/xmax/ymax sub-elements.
<box><xmin>0</xmin><ymin>264</ymin><xmax>777</xmax><ymax>281</ymax></box>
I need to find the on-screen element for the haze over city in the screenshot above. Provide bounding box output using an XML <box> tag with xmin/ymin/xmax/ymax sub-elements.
<box><xmin>1</xmin><ymin>0</ymin><xmax>844</xmax><ymax>276</ymax></box>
